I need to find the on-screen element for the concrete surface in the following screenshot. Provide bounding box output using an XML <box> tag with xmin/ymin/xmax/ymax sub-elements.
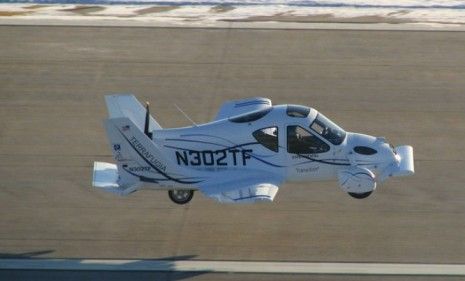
<box><xmin>0</xmin><ymin>26</ymin><xmax>464</xmax><ymax>276</ymax></box>
<box><xmin>2</xmin><ymin>270</ymin><xmax>465</xmax><ymax>281</ymax></box>
<box><xmin>2</xmin><ymin>258</ymin><xmax>465</xmax><ymax>276</ymax></box>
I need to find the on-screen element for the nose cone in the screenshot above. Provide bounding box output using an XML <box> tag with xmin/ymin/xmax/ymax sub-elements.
<box><xmin>346</xmin><ymin>132</ymin><xmax>397</xmax><ymax>171</ymax></box>
<box><xmin>346</xmin><ymin>133</ymin><xmax>392</xmax><ymax>156</ymax></box>
<box><xmin>346</xmin><ymin>133</ymin><xmax>378</xmax><ymax>147</ymax></box>
<box><xmin>345</xmin><ymin>133</ymin><xmax>415</xmax><ymax>182</ymax></box>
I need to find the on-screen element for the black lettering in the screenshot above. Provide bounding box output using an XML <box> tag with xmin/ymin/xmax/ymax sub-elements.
<box><xmin>242</xmin><ymin>149</ymin><xmax>252</xmax><ymax>165</ymax></box>
<box><xmin>215</xmin><ymin>150</ymin><xmax>227</xmax><ymax>166</ymax></box>
<box><xmin>176</xmin><ymin>151</ymin><xmax>188</xmax><ymax>165</ymax></box>
<box><xmin>229</xmin><ymin>149</ymin><xmax>239</xmax><ymax>166</ymax></box>
<box><xmin>128</xmin><ymin>166</ymin><xmax>151</xmax><ymax>172</ymax></box>
<box><xmin>202</xmin><ymin>151</ymin><xmax>214</xmax><ymax>166</ymax></box>
<box><xmin>189</xmin><ymin>150</ymin><xmax>201</xmax><ymax>166</ymax></box>
<box><xmin>129</xmin><ymin>137</ymin><xmax>166</xmax><ymax>172</ymax></box>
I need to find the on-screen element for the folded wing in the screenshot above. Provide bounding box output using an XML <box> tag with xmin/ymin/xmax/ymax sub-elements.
<box><xmin>199</xmin><ymin>171</ymin><xmax>282</xmax><ymax>203</ymax></box>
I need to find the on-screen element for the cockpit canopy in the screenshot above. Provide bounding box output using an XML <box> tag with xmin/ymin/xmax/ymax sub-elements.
<box><xmin>228</xmin><ymin>103</ymin><xmax>346</xmax><ymax>147</ymax></box>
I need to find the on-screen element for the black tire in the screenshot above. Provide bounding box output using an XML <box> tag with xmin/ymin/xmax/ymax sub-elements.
<box><xmin>348</xmin><ymin>191</ymin><xmax>373</xmax><ymax>199</ymax></box>
<box><xmin>168</xmin><ymin>190</ymin><xmax>194</xmax><ymax>205</ymax></box>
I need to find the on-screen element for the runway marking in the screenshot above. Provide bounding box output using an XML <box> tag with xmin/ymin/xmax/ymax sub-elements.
<box><xmin>1</xmin><ymin>259</ymin><xmax>465</xmax><ymax>276</ymax></box>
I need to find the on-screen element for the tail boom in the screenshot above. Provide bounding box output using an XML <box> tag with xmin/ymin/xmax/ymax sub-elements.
<box><xmin>93</xmin><ymin>116</ymin><xmax>202</xmax><ymax>195</ymax></box>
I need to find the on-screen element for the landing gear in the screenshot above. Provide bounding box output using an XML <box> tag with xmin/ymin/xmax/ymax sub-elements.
<box><xmin>168</xmin><ymin>190</ymin><xmax>194</xmax><ymax>204</ymax></box>
<box><xmin>348</xmin><ymin>191</ymin><xmax>373</xmax><ymax>199</ymax></box>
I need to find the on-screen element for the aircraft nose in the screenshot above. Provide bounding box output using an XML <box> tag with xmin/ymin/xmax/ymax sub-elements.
<box><xmin>346</xmin><ymin>133</ymin><xmax>397</xmax><ymax>167</ymax></box>
<box><xmin>346</xmin><ymin>132</ymin><xmax>378</xmax><ymax>150</ymax></box>
<box><xmin>345</xmin><ymin>133</ymin><xmax>414</xmax><ymax>182</ymax></box>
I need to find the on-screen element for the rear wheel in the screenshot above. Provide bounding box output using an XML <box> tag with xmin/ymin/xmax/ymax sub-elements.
<box><xmin>348</xmin><ymin>191</ymin><xmax>373</xmax><ymax>199</ymax></box>
<box><xmin>168</xmin><ymin>190</ymin><xmax>194</xmax><ymax>204</ymax></box>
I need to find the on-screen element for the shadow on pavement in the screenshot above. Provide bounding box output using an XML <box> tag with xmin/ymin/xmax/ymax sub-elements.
<box><xmin>0</xmin><ymin>251</ymin><xmax>207</xmax><ymax>281</ymax></box>
<box><xmin>0</xmin><ymin>250</ymin><xmax>55</xmax><ymax>258</ymax></box>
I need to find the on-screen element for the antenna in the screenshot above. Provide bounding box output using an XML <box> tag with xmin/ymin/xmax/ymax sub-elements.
<box><xmin>174</xmin><ymin>104</ymin><xmax>197</xmax><ymax>127</ymax></box>
<box><xmin>144</xmin><ymin>101</ymin><xmax>153</xmax><ymax>139</ymax></box>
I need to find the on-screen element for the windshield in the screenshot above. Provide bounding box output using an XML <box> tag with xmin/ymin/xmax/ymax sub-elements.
<box><xmin>310</xmin><ymin>113</ymin><xmax>346</xmax><ymax>145</ymax></box>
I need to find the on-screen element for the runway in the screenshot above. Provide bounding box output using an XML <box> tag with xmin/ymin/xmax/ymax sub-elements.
<box><xmin>1</xmin><ymin>25</ymin><xmax>465</xmax><ymax>280</ymax></box>
<box><xmin>2</xmin><ymin>258</ymin><xmax>465</xmax><ymax>276</ymax></box>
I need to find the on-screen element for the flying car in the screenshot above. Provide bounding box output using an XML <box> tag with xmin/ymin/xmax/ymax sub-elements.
<box><xmin>92</xmin><ymin>95</ymin><xmax>414</xmax><ymax>204</ymax></box>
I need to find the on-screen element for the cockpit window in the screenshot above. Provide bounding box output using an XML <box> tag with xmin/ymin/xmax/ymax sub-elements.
<box><xmin>253</xmin><ymin>127</ymin><xmax>278</xmax><ymax>152</ymax></box>
<box><xmin>310</xmin><ymin>113</ymin><xmax>346</xmax><ymax>145</ymax></box>
<box><xmin>230</xmin><ymin>107</ymin><xmax>272</xmax><ymax>123</ymax></box>
<box><xmin>287</xmin><ymin>126</ymin><xmax>330</xmax><ymax>154</ymax></box>
<box><xmin>286</xmin><ymin>105</ymin><xmax>310</xmax><ymax>118</ymax></box>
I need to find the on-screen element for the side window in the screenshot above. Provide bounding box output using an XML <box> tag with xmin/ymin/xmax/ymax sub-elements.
<box><xmin>253</xmin><ymin>127</ymin><xmax>278</xmax><ymax>152</ymax></box>
<box><xmin>287</xmin><ymin>126</ymin><xmax>330</xmax><ymax>154</ymax></box>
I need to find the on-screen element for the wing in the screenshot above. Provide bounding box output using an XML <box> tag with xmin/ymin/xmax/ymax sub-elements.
<box><xmin>199</xmin><ymin>171</ymin><xmax>282</xmax><ymax>203</ymax></box>
<box><xmin>214</xmin><ymin>97</ymin><xmax>272</xmax><ymax>121</ymax></box>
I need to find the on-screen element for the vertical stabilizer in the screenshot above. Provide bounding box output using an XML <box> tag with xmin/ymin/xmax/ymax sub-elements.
<box><xmin>97</xmin><ymin>117</ymin><xmax>200</xmax><ymax>192</ymax></box>
<box><xmin>104</xmin><ymin>95</ymin><xmax>162</xmax><ymax>131</ymax></box>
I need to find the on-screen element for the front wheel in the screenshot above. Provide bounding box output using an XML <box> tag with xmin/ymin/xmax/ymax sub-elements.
<box><xmin>168</xmin><ymin>190</ymin><xmax>194</xmax><ymax>205</ymax></box>
<box><xmin>348</xmin><ymin>191</ymin><xmax>373</xmax><ymax>199</ymax></box>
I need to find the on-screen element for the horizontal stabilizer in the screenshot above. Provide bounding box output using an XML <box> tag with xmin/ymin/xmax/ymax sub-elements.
<box><xmin>92</xmin><ymin>161</ymin><xmax>138</xmax><ymax>196</ymax></box>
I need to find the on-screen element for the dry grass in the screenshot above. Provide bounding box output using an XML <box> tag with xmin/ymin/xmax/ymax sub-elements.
<box><xmin>24</xmin><ymin>5</ymin><xmax>49</xmax><ymax>10</ymax></box>
<box><xmin>223</xmin><ymin>13</ymin><xmax>414</xmax><ymax>24</ymax></box>
<box><xmin>0</xmin><ymin>11</ymin><xmax>31</xmax><ymax>16</ymax></box>
<box><xmin>136</xmin><ymin>6</ymin><xmax>179</xmax><ymax>15</ymax></box>
<box><xmin>60</xmin><ymin>5</ymin><xmax>105</xmax><ymax>15</ymax></box>
<box><xmin>210</xmin><ymin>5</ymin><xmax>235</xmax><ymax>13</ymax></box>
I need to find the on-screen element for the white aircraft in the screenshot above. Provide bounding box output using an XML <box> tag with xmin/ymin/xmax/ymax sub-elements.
<box><xmin>92</xmin><ymin>95</ymin><xmax>414</xmax><ymax>204</ymax></box>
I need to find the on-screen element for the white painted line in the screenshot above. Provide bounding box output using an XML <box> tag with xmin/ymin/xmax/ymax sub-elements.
<box><xmin>0</xmin><ymin>259</ymin><xmax>464</xmax><ymax>275</ymax></box>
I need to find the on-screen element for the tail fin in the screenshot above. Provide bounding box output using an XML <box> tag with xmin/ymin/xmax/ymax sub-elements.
<box><xmin>92</xmin><ymin>117</ymin><xmax>145</xmax><ymax>195</ymax></box>
<box><xmin>93</xmin><ymin>116</ymin><xmax>198</xmax><ymax>195</ymax></box>
<box><xmin>104</xmin><ymin>94</ymin><xmax>162</xmax><ymax>131</ymax></box>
